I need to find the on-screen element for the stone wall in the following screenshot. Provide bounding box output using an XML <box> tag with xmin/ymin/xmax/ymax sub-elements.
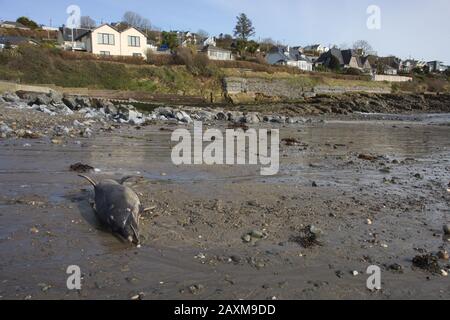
<box><xmin>373</xmin><ymin>75</ymin><xmax>413</xmax><ymax>82</ymax></box>
<box><xmin>223</xmin><ymin>77</ymin><xmax>391</xmax><ymax>103</ymax></box>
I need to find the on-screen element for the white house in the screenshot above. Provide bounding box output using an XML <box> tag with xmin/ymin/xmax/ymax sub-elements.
<box><xmin>266</xmin><ymin>46</ymin><xmax>313</xmax><ymax>71</ymax></box>
<box><xmin>303</xmin><ymin>44</ymin><xmax>329</xmax><ymax>54</ymax></box>
<box><xmin>203</xmin><ymin>45</ymin><xmax>234</xmax><ymax>61</ymax></box>
<box><xmin>76</xmin><ymin>24</ymin><xmax>148</xmax><ymax>59</ymax></box>
<box><xmin>0</xmin><ymin>21</ymin><xmax>30</xmax><ymax>30</ymax></box>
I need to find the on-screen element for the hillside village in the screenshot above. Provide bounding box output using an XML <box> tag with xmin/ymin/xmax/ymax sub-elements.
<box><xmin>0</xmin><ymin>13</ymin><xmax>449</xmax><ymax>86</ymax></box>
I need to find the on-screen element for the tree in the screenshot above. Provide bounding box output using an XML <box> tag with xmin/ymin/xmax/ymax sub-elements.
<box><xmin>122</xmin><ymin>11</ymin><xmax>151</xmax><ymax>31</ymax></box>
<box><xmin>328</xmin><ymin>55</ymin><xmax>341</xmax><ymax>71</ymax></box>
<box><xmin>161</xmin><ymin>31</ymin><xmax>179</xmax><ymax>50</ymax></box>
<box><xmin>259</xmin><ymin>38</ymin><xmax>275</xmax><ymax>53</ymax></box>
<box><xmin>197</xmin><ymin>29</ymin><xmax>209</xmax><ymax>40</ymax></box>
<box><xmin>246</xmin><ymin>40</ymin><xmax>260</xmax><ymax>55</ymax></box>
<box><xmin>353</xmin><ymin>40</ymin><xmax>374</xmax><ymax>55</ymax></box>
<box><xmin>16</xmin><ymin>16</ymin><xmax>39</xmax><ymax>29</ymax></box>
<box><xmin>80</xmin><ymin>16</ymin><xmax>96</xmax><ymax>29</ymax></box>
<box><xmin>234</xmin><ymin>13</ymin><xmax>255</xmax><ymax>41</ymax></box>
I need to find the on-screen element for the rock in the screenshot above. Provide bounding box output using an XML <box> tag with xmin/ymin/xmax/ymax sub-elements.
<box><xmin>335</xmin><ymin>270</ymin><xmax>345</xmax><ymax>278</ymax></box>
<box><xmin>0</xmin><ymin>123</ymin><xmax>12</xmax><ymax>137</ymax></box>
<box><xmin>62</xmin><ymin>96</ymin><xmax>78</xmax><ymax>110</ymax></box>
<box><xmin>412</xmin><ymin>254</ymin><xmax>441</xmax><ymax>274</ymax></box>
<box><xmin>53</xmin><ymin>125</ymin><xmax>70</xmax><ymax>136</ymax></box>
<box><xmin>270</xmin><ymin>115</ymin><xmax>285</xmax><ymax>124</ymax></box>
<box><xmin>51</xmin><ymin>139</ymin><xmax>62</xmax><ymax>144</ymax></box>
<box><xmin>0</xmin><ymin>97</ymin><xmax>5</xmax><ymax>103</ymax></box>
<box><xmin>444</xmin><ymin>224</ymin><xmax>450</xmax><ymax>235</ymax></box>
<box><xmin>352</xmin><ymin>271</ymin><xmax>359</xmax><ymax>276</ymax></box>
<box><xmin>250</xmin><ymin>230</ymin><xmax>266</xmax><ymax>239</ymax></box>
<box><xmin>154</xmin><ymin>107</ymin><xmax>174</xmax><ymax>119</ymax></box>
<box><xmin>188</xmin><ymin>284</ymin><xmax>204</xmax><ymax>295</ymax></box>
<box><xmin>366</xmin><ymin>218</ymin><xmax>373</xmax><ymax>225</ymax></box>
<box><xmin>34</xmin><ymin>93</ymin><xmax>53</xmax><ymax>106</ymax></box>
<box><xmin>437</xmin><ymin>250</ymin><xmax>449</xmax><ymax>261</ymax></box>
<box><xmin>2</xmin><ymin>92</ymin><xmax>20</xmax><ymax>103</ymax></box>
<box><xmin>245</xmin><ymin>113</ymin><xmax>260</xmax><ymax>124</ymax></box>
<box><xmin>175</xmin><ymin>111</ymin><xmax>192</xmax><ymax>123</ymax></box>
<box><xmin>215</xmin><ymin>112</ymin><xmax>228</xmax><ymax>121</ymax></box>
<box><xmin>48</xmin><ymin>90</ymin><xmax>63</xmax><ymax>104</ymax></box>
<box><xmin>309</xmin><ymin>225</ymin><xmax>323</xmax><ymax>237</ymax></box>
<box><xmin>195</xmin><ymin>110</ymin><xmax>215</xmax><ymax>121</ymax></box>
<box><xmin>75</xmin><ymin>96</ymin><xmax>92</xmax><ymax>109</ymax></box>
<box><xmin>358</xmin><ymin>154</ymin><xmax>377</xmax><ymax>161</ymax></box>
<box><xmin>54</xmin><ymin>104</ymin><xmax>74</xmax><ymax>115</ymax></box>
<box><xmin>441</xmin><ymin>270</ymin><xmax>449</xmax><ymax>277</ymax></box>
<box><xmin>227</xmin><ymin>111</ymin><xmax>243</xmax><ymax>122</ymax></box>
<box><xmin>104</xmin><ymin>103</ymin><xmax>118</xmax><ymax>115</ymax></box>
<box><xmin>33</xmin><ymin>104</ymin><xmax>56</xmax><ymax>115</ymax></box>
<box><xmin>389</xmin><ymin>263</ymin><xmax>404</xmax><ymax>273</ymax></box>
<box><xmin>80</xmin><ymin>127</ymin><xmax>93</xmax><ymax>138</ymax></box>
<box><xmin>70</xmin><ymin>163</ymin><xmax>94</xmax><ymax>173</ymax></box>
<box><xmin>242</xmin><ymin>234</ymin><xmax>252</xmax><ymax>243</ymax></box>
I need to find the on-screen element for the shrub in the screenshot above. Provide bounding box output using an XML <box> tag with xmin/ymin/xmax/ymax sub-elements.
<box><xmin>344</xmin><ymin>67</ymin><xmax>362</xmax><ymax>75</ymax></box>
<box><xmin>146</xmin><ymin>51</ymin><xmax>175</xmax><ymax>66</ymax></box>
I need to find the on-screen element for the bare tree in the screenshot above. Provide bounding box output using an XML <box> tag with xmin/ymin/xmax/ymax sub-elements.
<box><xmin>197</xmin><ymin>29</ymin><xmax>209</xmax><ymax>40</ymax></box>
<box><xmin>80</xmin><ymin>16</ymin><xmax>96</xmax><ymax>29</ymax></box>
<box><xmin>353</xmin><ymin>40</ymin><xmax>374</xmax><ymax>55</ymax></box>
<box><xmin>122</xmin><ymin>11</ymin><xmax>151</xmax><ymax>31</ymax></box>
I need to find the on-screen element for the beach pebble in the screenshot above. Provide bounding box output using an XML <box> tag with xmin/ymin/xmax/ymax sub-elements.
<box><xmin>444</xmin><ymin>224</ymin><xmax>450</xmax><ymax>235</ymax></box>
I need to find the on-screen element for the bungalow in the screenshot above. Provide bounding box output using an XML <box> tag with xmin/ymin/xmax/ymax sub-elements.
<box><xmin>266</xmin><ymin>46</ymin><xmax>313</xmax><ymax>71</ymax></box>
<box><xmin>399</xmin><ymin>59</ymin><xmax>428</xmax><ymax>73</ymax></box>
<box><xmin>0</xmin><ymin>36</ymin><xmax>39</xmax><ymax>49</ymax></box>
<box><xmin>316</xmin><ymin>48</ymin><xmax>372</xmax><ymax>72</ymax></box>
<box><xmin>76</xmin><ymin>24</ymin><xmax>148</xmax><ymax>59</ymax></box>
<box><xmin>303</xmin><ymin>44</ymin><xmax>329</xmax><ymax>54</ymax></box>
<box><xmin>0</xmin><ymin>21</ymin><xmax>30</xmax><ymax>30</ymax></box>
<box><xmin>203</xmin><ymin>45</ymin><xmax>234</xmax><ymax>61</ymax></box>
<box><xmin>383</xmin><ymin>65</ymin><xmax>398</xmax><ymax>75</ymax></box>
<box><xmin>58</xmin><ymin>27</ymin><xmax>91</xmax><ymax>51</ymax></box>
<box><xmin>427</xmin><ymin>61</ymin><xmax>447</xmax><ymax>73</ymax></box>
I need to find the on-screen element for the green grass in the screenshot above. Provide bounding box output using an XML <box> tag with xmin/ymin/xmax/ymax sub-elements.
<box><xmin>0</xmin><ymin>46</ymin><xmax>221</xmax><ymax>96</ymax></box>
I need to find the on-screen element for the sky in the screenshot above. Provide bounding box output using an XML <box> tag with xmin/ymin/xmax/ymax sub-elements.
<box><xmin>0</xmin><ymin>0</ymin><xmax>449</xmax><ymax>64</ymax></box>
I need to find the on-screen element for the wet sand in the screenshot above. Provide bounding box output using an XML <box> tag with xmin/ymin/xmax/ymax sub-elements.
<box><xmin>0</xmin><ymin>111</ymin><xmax>449</xmax><ymax>300</ymax></box>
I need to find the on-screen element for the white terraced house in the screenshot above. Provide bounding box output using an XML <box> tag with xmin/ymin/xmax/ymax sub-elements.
<box><xmin>76</xmin><ymin>24</ymin><xmax>148</xmax><ymax>59</ymax></box>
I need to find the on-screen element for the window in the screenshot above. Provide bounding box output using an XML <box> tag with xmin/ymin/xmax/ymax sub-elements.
<box><xmin>97</xmin><ymin>33</ymin><xmax>115</xmax><ymax>45</ymax></box>
<box><xmin>132</xmin><ymin>53</ymin><xmax>142</xmax><ymax>57</ymax></box>
<box><xmin>99</xmin><ymin>51</ymin><xmax>110</xmax><ymax>56</ymax></box>
<box><xmin>128</xmin><ymin>36</ymin><xmax>140</xmax><ymax>47</ymax></box>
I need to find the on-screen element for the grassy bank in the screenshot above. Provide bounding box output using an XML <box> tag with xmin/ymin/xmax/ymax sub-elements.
<box><xmin>0</xmin><ymin>45</ymin><xmax>448</xmax><ymax>102</ymax></box>
<box><xmin>0</xmin><ymin>46</ymin><xmax>222</xmax><ymax>100</ymax></box>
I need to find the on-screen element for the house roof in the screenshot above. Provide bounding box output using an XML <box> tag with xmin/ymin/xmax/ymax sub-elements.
<box><xmin>0</xmin><ymin>21</ymin><xmax>29</xmax><ymax>29</ymax></box>
<box><xmin>59</xmin><ymin>27</ymin><xmax>91</xmax><ymax>42</ymax></box>
<box><xmin>73</xmin><ymin>24</ymin><xmax>147</xmax><ymax>41</ymax></box>
<box><xmin>266</xmin><ymin>46</ymin><xmax>312</xmax><ymax>65</ymax></box>
<box><xmin>317</xmin><ymin>48</ymin><xmax>371</xmax><ymax>69</ymax></box>
<box><xmin>0</xmin><ymin>36</ymin><xmax>38</xmax><ymax>45</ymax></box>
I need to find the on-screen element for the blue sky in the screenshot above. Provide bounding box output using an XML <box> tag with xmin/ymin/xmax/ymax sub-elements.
<box><xmin>1</xmin><ymin>0</ymin><xmax>449</xmax><ymax>63</ymax></box>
